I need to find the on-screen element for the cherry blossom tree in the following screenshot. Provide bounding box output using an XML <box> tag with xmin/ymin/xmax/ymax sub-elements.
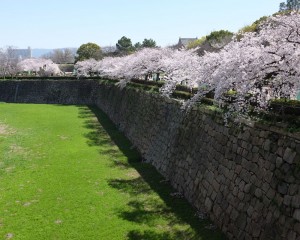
<box><xmin>74</xmin><ymin>12</ymin><xmax>300</xmax><ymax>117</ymax></box>
<box><xmin>117</xmin><ymin>47</ymin><xmax>173</xmax><ymax>87</ymax></box>
<box><xmin>160</xmin><ymin>48</ymin><xmax>200</xmax><ymax>96</ymax></box>
<box><xmin>75</xmin><ymin>58</ymin><xmax>98</xmax><ymax>77</ymax></box>
<box><xmin>0</xmin><ymin>47</ymin><xmax>19</xmax><ymax>77</ymax></box>
<box><xmin>190</xmin><ymin>12</ymin><xmax>300</xmax><ymax>115</ymax></box>
<box><xmin>17</xmin><ymin>58</ymin><xmax>62</xmax><ymax>76</ymax></box>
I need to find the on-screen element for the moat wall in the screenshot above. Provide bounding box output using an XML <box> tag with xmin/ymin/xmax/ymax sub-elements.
<box><xmin>0</xmin><ymin>80</ymin><xmax>95</xmax><ymax>104</ymax></box>
<box><xmin>1</xmin><ymin>80</ymin><xmax>300</xmax><ymax>240</ymax></box>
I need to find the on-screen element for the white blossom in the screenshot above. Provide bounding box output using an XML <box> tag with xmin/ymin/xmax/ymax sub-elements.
<box><xmin>17</xmin><ymin>58</ymin><xmax>62</xmax><ymax>76</ymax></box>
<box><xmin>75</xmin><ymin>13</ymin><xmax>300</xmax><ymax>116</ymax></box>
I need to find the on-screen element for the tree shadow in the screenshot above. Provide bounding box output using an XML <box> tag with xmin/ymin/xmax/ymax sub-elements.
<box><xmin>110</xmin><ymin>159</ymin><xmax>131</xmax><ymax>169</ymax></box>
<box><xmin>80</xmin><ymin>105</ymin><xmax>227</xmax><ymax>240</ymax></box>
<box><xmin>78</xmin><ymin>106</ymin><xmax>120</xmax><ymax>149</ymax></box>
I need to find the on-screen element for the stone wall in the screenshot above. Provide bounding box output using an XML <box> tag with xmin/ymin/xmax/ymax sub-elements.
<box><xmin>93</xmin><ymin>83</ymin><xmax>300</xmax><ymax>240</ymax></box>
<box><xmin>0</xmin><ymin>80</ymin><xmax>95</xmax><ymax>104</ymax></box>
<box><xmin>0</xmin><ymin>80</ymin><xmax>299</xmax><ymax>239</ymax></box>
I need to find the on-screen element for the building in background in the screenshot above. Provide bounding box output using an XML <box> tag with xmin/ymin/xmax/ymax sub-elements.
<box><xmin>11</xmin><ymin>47</ymin><xmax>32</xmax><ymax>60</ymax></box>
<box><xmin>177</xmin><ymin>37</ymin><xmax>198</xmax><ymax>48</ymax></box>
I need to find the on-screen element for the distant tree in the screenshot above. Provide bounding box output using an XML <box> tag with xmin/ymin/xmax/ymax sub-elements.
<box><xmin>237</xmin><ymin>16</ymin><xmax>268</xmax><ymax>36</ymax></box>
<box><xmin>43</xmin><ymin>48</ymin><xmax>75</xmax><ymax>64</ymax></box>
<box><xmin>116</xmin><ymin>36</ymin><xmax>134</xmax><ymax>53</ymax></box>
<box><xmin>142</xmin><ymin>38</ymin><xmax>157</xmax><ymax>48</ymax></box>
<box><xmin>134</xmin><ymin>42</ymin><xmax>142</xmax><ymax>50</ymax></box>
<box><xmin>17</xmin><ymin>58</ymin><xmax>62</xmax><ymax>76</ymax></box>
<box><xmin>75</xmin><ymin>43</ymin><xmax>102</xmax><ymax>62</ymax></box>
<box><xmin>187</xmin><ymin>36</ymin><xmax>206</xmax><ymax>49</ymax></box>
<box><xmin>288</xmin><ymin>0</ymin><xmax>300</xmax><ymax>10</ymax></box>
<box><xmin>62</xmin><ymin>48</ymin><xmax>75</xmax><ymax>63</ymax></box>
<box><xmin>71</xmin><ymin>13</ymin><xmax>300</xmax><ymax>117</ymax></box>
<box><xmin>279</xmin><ymin>0</ymin><xmax>300</xmax><ymax>11</ymax></box>
<box><xmin>0</xmin><ymin>46</ymin><xmax>19</xmax><ymax>77</ymax></box>
<box><xmin>279</xmin><ymin>2</ymin><xmax>288</xmax><ymax>11</ymax></box>
<box><xmin>133</xmin><ymin>39</ymin><xmax>157</xmax><ymax>50</ymax></box>
<box><xmin>189</xmin><ymin>30</ymin><xmax>233</xmax><ymax>56</ymax></box>
<box><xmin>206</xmin><ymin>30</ymin><xmax>233</xmax><ymax>49</ymax></box>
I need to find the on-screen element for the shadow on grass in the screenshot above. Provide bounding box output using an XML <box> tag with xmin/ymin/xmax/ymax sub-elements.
<box><xmin>79</xmin><ymin>105</ymin><xmax>227</xmax><ymax>240</ymax></box>
<box><xmin>78</xmin><ymin>106</ymin><xmax>119</xmax><ymax>151</ymax></box>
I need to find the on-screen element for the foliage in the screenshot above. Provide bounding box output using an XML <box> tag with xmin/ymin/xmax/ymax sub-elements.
<box><xmin>171</xmin><ymin>90</ymin><xmax>193</xmax><ymax>100</ymax></box>
<box><xmin>131</xmin><ymin>78</ymin><xmax>164</xmax><ymax>87</ymax></box>
<box><xmin>142</xmin><ymin>38</ymin><xmax>157</xmax><ymax>48</ymax></box>
<box><xmin>75</xmin><ymin>13</ymin><xmax>300</xmax><ymax>118</ymax></box>
<box><xmin>279</xmin><ymin>0</ymin><xmax>300</xmax><ymax>11</ymax></box>
<box><xmin>17</xmin><ymin>58</ymin><xmax>62</xmax><ymax>76</ymax></box>
<box><xmin>187</xmin><ymin>31</ymin><xmax>233</xmax><ymax>55</ymax></box>
<box><xmin>239</xmin><ymin>24</ymin><xmax>258</xmax><ymax>34</ymax></box>
<box><xmin>271</xmin><ymin>99</ymin><xmax>300</xmax><ymax>106</ymax></box>
<box><xmin>187</xmin><ymin>36</ymin><xmax>206</xmax><ymax>49</ymax></box>
<box><xmin>134</xmin><ymin>42</ymin><xmax>142</xmax><ymax>49</ymax></box>
<box><xmin>206</xmin><ymin>30</ymin><xmax>234</xmax><ymax>48</ymax></box>
<box><xmin>116</xmin><ymin>36</ymin><xmax>135</xmax><ymax>53</ymax></box>
<box><xmin>42</xmin><ymin>48</ymin><xmax>75</xmax><ymax>64</ymax></box>
<box><xmin>75</xmin><ymin>42</ymin><xmax>102</xmax><ymax>62</ymax></box>
<box><xmin>0</xmin><ymin>47</ymin><xmax>63</xmax><ymax>77</ymax></box>
<box><xmin>238</xmin><ymin>16</ymin><xmax>268</xmax><ymax>35</ymax></box>
<box><xmin>134</xmin><ymin>39</ymin><xmax>157</xmax><ymax>51</ymax></box>
<box><xmin>58</xmin><ymin>63</ymin><xmax>74</xmax><ymax>73</ymax></box>
<box><xmin>269</xmin><ymin>99</ymin><xmax>300</xmax><ymax>116</ymax></box>
<box><xmin>0</xmin><ymin>46</ymin><xmax>19</xmax><ymax>77</ymax></box>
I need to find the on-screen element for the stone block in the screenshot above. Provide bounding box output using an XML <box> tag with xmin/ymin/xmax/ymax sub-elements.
<box><xmin>266</xmin><ymin>211</ymin><xmax>273</xmax><ymax>223</ymax></box>
<box><xmin>283</xmin><ymin>195</ymin><xmax>292</xmax><ymax>206</ymax></box>
<box><xmin>236</xmin><ymin>213</ymin><xmax>247</xmax><ymax>230</ymax></box>
<box><xmin>247</xmin><ymin>205</ymin><xmax>254</xmax><ymax>217</ymax></box>
<box><xmin>276</xmin><ymin>157</ymin><xmax>283</xmax><ymax>168</ymax></box>
<box><xmin>252</xmin><ymin>223</ymin><xmax>261</xmax><ymax>238</ymax></box>
<box><xmin>266</xmin><ymin>188</ymin><xmax>276</xmax><ymax>200</ymax></box>
<box><xmin>264</xmin><ymin>139</ymin><xmax>271</xmax><ymax>151</ymax></box>
<box><xmin>277</xmin><ymin>146</ymin><xmax>284</xmax><ymax>156</ymax></box>
<box><xmin>262</xmin><ymin>182</ymin><xmax>270</xmax><ymax>193</ymax></box>
<box><xmin>231</xmin><ymin>208</ymin><xmax>239</xmax><ymax>220</ymax></box>
<box><xmin>278</xmin><ymin>182</ymin><xmax>289</xmax><ymax>195</ymax></box>
<box><xmin>294</xmin><ymin>223</ymin><xmax>300</xmax><ymax>234</ymax></box>
<box><xmin>283</xmin><ymin>147</ymin><xmax>296</xmax><ymax>164</ymax></box>
<box><xmin>213</xmin><ymin>204</ymin><xmax>223</xmax><ymax>218</ymax></box>
<box><xmin>287</xmin><ymin>230</ymin><xmax>297</xmax><ymax>240</ymax></box>
<box><xmin>293</xmin><ymin>209</ymin><xmax>300</xmax><ymax>222</ymax></box>
<box><xmin>238</xmin><ymin>191</ymin><xmax>245</xmax><ymax>201</ymax></box>
<box><xmin>289</xmin><ymin>184</ymin><xmax>299</xmax><ymax>196</ymax></box>
<box><xmin>244</xmin><ymin>183</ymin><xmax>252</xmax><ymax>193</ymax></box>
<box><xmin>255</xmin><ymin>188</ymin><xmax>263</xmax><ymax>198</ymax></box>
<box><xmin>212</xmin><ymin>179</ymin><xmax>220</xmax><ymax>192</ymax></box>
<box><xmin>205</xmin><ymin>197</ymin><xmax>213</xmax><ymax>212</ymax></box>
<box><xmin>292</xmin><ymin>195</ymin><xmax>300</xmax><ymax>208</ymax></box>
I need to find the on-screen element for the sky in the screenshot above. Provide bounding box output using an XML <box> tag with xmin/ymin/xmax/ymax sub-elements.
<box><xmin>0</xmin><ymin>0</ymin><xmax>283</xmax><ymax>49</ymax></box>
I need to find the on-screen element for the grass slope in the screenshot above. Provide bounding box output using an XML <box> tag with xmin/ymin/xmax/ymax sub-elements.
<box><xmin>0</xmin><ymin>103</ymin><xmax>226</xmax><ymax>240</ymax></box>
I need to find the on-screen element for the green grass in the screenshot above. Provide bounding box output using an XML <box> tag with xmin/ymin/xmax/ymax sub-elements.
<box><xmin>0</xmin><ymin>103</ymin><xmax>226</xmax><ymax>240</ymax></box>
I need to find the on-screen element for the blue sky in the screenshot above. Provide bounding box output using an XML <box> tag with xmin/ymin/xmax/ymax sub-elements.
<box><xmin>0</xmin><ymin>0</ymin><xmax>282</xmax><ymax>49</ymax></box>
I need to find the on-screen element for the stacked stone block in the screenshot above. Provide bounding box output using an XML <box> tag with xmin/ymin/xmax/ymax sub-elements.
<box><xmin>94</xmin><ymin>84</ymin><xmax>300</xmax><ymax>240</ymax></box>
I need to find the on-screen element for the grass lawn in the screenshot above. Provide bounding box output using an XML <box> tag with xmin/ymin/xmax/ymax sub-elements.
<box><xmin>0</xmin><ymin>103</ymin><xmax>226</xmax><ymax>240</ymax></box>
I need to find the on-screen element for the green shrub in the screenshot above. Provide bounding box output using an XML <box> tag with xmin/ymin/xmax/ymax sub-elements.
<box><xmin>131</xmin><ymin>79</ymin><xmax>164</xmax><ymax>87</ymax></box>
<box><xmin>187</xmin><ymin>37</ymin><xmax>206</xmax><ymax>49</ymax></box>
<box><xmin>206</xmin><ymin>30</ymin><xmax>234</xmax><ymax>43</ymax></box>
<box><xmin>171</xmin><ymin>91</ymin><xmax>192</xmax><ymax>100</ymax></box>
<box><xmin>270</xmin><ymin>99</ymin><xmax>300</xmax><ymax>106</ymax></box>
<box><xmin>269</xmin><ymin>99</ymin><xmax>300</xmax><ymax>116</ymax></box>
<box><xmin>238</xmin><ymin>16</ymin><xmax>268</xmax><ymax>35</ymax></box>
